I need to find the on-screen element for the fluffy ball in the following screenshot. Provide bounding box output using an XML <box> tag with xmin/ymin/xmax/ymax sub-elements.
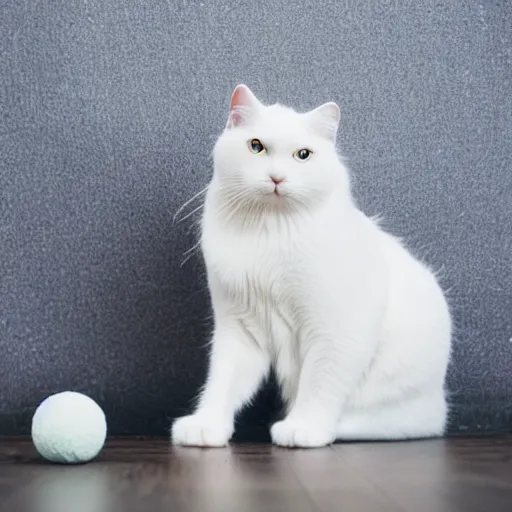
<box><xmin>31</xmin><ymin>391</ymin><xmax>107</xmax><ymax>464</ymax></box>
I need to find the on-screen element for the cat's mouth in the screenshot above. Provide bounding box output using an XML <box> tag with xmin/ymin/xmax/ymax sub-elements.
<box><xmin>257</xmin><ymin>188</ymin><xmax>288</xmax><ymax>205</ymax></box>
<box><xmin>253</xmin><ymin>179</ymin><xmax>290</xmax><ymax>204</ymax></box>
<box><xmin>270</xmin><ymin>176</ymin><xmax>285</xmax><ymax>198</ymax></box>
<box><xmin>265</xmin><ymin>185</ymin><xmax>286</xmax><ymax>201</ymax></box>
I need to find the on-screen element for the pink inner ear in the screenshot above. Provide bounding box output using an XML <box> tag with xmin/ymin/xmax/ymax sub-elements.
<box><xmin>230</xmin><ymin>86</ymin><xmax>251</xmax><ymax>111</ymax></box>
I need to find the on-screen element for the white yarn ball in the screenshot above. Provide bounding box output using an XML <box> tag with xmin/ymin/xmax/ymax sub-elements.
<box><xmin>31</xmin><ymin>391</ymin><xmax>107</xmax><ymax>464</ymax></box>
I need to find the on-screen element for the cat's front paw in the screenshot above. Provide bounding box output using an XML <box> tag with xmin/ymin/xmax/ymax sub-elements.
<box><xmin>171</xmin><ymin>414</ymin><xmax>233</xmax><ymax>447</ymax></box>
<box><xmin>271</xmin><ymin>419</ymin><xmax>335</xmax><ymax>448</ymax></box>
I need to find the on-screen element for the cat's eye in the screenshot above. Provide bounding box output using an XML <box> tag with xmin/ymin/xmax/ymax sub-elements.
<box><xmin>249</xmin><ymin>139</ymin><xmax>266</xmax><ymax>154</ymax></box>
<box><xmin>294</xmin><ymin>148</ymin><xmax>312</xmax><ymax>161</ymax></box>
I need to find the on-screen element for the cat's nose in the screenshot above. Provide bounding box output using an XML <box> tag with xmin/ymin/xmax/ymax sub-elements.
<box><xmin>270</xmin><ymin>176</ymin><xmax>285</xmax><ymax>185</ymax></box>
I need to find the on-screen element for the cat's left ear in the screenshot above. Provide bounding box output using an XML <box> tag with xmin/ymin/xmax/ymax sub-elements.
<box><xmin>306</xmin><ymin>102</ymin><xmax>340</xmax><ymax>142</ymax></box>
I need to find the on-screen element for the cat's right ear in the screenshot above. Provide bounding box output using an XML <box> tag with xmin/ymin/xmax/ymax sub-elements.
<box><xmin>226</xmin><ymin>84</ymin><xmax>261</xmax><ymax>129</ymax></box>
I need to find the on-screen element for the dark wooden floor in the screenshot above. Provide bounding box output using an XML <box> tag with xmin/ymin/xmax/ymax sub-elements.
<box><xmin>1</xmin><ymin>436</ymin><xmax>511</xmax><ymax>511</ymax></box>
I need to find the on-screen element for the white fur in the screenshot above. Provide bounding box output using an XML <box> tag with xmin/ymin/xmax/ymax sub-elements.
<box><xmin>172</xmin><ymin>85</ymin><xmax>452</xmax><ymax>448</ymax></box>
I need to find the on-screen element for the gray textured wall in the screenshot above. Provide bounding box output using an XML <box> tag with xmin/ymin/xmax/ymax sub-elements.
<box><xmin>1</xmin><ymin>0</ymin><xmax>511</xmax><ymax>437</ymax></box>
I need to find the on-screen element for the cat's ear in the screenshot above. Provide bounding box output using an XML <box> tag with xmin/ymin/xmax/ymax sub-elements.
<box><xmin>306</xmin><ymin>102</ymin><xmax>340</xmax><ymax>142</ymax></box>
<box><xmin>226</xmin><ymin>84</ymin><xmax>262</xmax><ymax>129</ymax></box>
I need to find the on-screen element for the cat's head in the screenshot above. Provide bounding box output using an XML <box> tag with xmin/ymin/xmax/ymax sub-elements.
<box><xmin>212</xmin><ymin>85</ymin><xmax>348</xmax><ymax>216</ymax></box>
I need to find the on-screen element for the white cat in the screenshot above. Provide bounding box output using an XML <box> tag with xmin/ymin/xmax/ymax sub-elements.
<box><xmin>172</xmin><ymin>85</ymin><xmax>452</xmax><ymax>448</ymax></box>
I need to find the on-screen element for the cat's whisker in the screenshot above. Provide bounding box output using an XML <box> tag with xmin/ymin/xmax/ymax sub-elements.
<box><xmin>173</xmin><ymin>186</ymin><xmax>208</xmax><ymax>224</ymax></box>
<box><xmin>181</xmin><ymin>241</ymin><xmax>201</xmax><ymax>267</ymax></box>
<box><xmin>218</xmin><ymin>188</ymin><xmax>251</xmax><ymax>222</ymax></box>
<box><xmin>186</xmin><ymin>218</ymin><xmax>202</xmax><ymax>236</ymax></box>
<box><xmin>224</xmin><ymin>196</ymin><xmax>248</xmax><ymax>224</ymax></box>
<box><xmin>175</xmin><ymin>203</ymin><xmax>204</xmax><ymax>224</ymax></box>
<box><xmin>183</xmin><ymin>241</ymin><xmax>200</xmax><ymax>258</ymax></box>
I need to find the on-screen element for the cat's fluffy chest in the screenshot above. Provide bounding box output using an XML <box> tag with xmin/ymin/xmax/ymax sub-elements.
<box><xmin>202</xmin><ymin>222</ymin><xmax>311</xmax><ymax>348</ymax></box>
<box><xmin>206</xmin><ymin>227</ymin><xmax>300</xmax><ymax>303</ymax></box>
